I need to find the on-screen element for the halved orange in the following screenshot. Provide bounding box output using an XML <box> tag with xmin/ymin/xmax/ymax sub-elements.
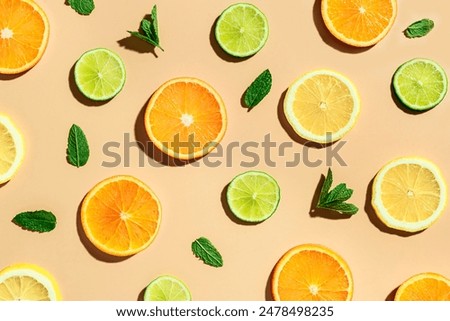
<box><xmin>0</xmin><ymin>0</ymin><xmax>50</xmax><ymax>74</ymax></box>
<box><xmin>145</xmin><ymin>77</ymin><xmax>227</xmax><ymax>160</ymax></box>
<box><xmin>395</xmin><ymin>272</ymin><xmax>450</xmax><ymax>301</ymax></box>
<box><xmin>81</xmin><ymin>175</ymin><xmax>161</xmax><ymax>257</ymax></box>
<box><xmin>321</xmin><ymin>0</ymin><xmax>397</xmax><ymax>47</ymax></box>
<box><xmin>271</xmin><ymin>244</ymin><xmax>353</xmax><ymax>301</ymax></box>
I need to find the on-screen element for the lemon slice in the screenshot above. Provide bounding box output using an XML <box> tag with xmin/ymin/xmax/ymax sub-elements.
<box><xmin>0</xmin><ymin>263</ymin><xmax>62</xmax><ymax>301</ymax></box>
<box><xmin>143</xmin><ymin>275</ymin><xmax>191</xmax><ymax>301</ymax></box>
<box><xmin>284</xmin><ymin>70</ymin><xmax>361</xmax><ymax>144</ymax></box>
<box><xmin>0</xmin><ymin>114</ymin><xmax>24</xmax><ymax>184</ymax></box>
<box><xmin>372</xmin><ymin>157</ymin><xmax>447</xmax><ymax>232</ymax></box>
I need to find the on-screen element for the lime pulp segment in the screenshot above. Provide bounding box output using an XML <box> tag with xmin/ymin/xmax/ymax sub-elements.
<box><xmin>74</xmin><ymin>48</ymin><xmax>126</xmax><ymax>101</ymax></box>
<box><xmin>393</xmin><ymin>58</ymin><xmax>448</xmax><ymax>111</ymax></box>
<box><xmin>215</xmin><ymin>3</ymin><xmax>269</xmax><ymax>57</ymax></box>
<box><xmin>144</xmin><ymin>276</ymin><xmax>191</xmax><ymax>301</ymax></box>
<box><xmin>227</xmin><ymin>171</ymin><xmax>280</xmax><ymax>222</ymax></box>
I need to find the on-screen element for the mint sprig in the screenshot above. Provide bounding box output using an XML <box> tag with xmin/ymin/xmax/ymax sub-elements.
<box><xmin>316</xmin><ymin>168</ymin><xmax>358</xmax><ymax>215</ymax></box>
<box><xmin>192</xmin><ymin>237</ymin><xmax>223</xmax><ymax>267</ymax></box>
<box><xmin>67</xmin><ymin>0</ymin><xmax>95</xmax><ymax>16</ymax></box>
<box><xmin>12</xmin><ymin>210</ymin><xmax>57</xmax><ymax>233</ymax></box>
<box><xmin>128</xmin><ymin>5</ymin><xmax>164</xmax><ymax>51</ymax></box>
<box><xmin>67</xmin><ymin>124</ymin><xmax>90</xmax><ymax>168</ymax></box>
<box><xmin>404</xmin><ymin>19</ymin><xmax>434</xmax><ymax>39</ymax></box>
<box><xmin>244</xmin><ymin>69</ymin><xmax>272</xmax><ymax>109</ymax></box>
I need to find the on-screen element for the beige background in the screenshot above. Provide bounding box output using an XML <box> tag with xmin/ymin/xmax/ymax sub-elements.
<box><xmin>1</xmin><ymin>0</ymin><xmax>449</xmax><ymax>300</ymax></box>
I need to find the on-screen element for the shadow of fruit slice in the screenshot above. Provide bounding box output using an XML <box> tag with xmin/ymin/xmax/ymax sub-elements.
<box><xmin>81</xmin><ymin>175</ymin><xmax>161</xmax><ymax>257</ymax></box>
<box><xmin>144</xmin><ymin>77</ymin><xmax>227</xmax><ymax>161</ymax></box>
<box><xmin>371</xmin><ymin>157</ymin><xmax>447</xmax><ymax>233</ymax></box>
<box><xmin>394</xmin><ymin>272</ymin><xmax>450</xmax><ymax>301</ymax></box>
<box><xmin>0</xmin><ymin>263</ymin><xmax>61</xmax><ymax>301</ymax></box>
<box><xmin>271</xmin><ymin>244</ymin><xmax>353</xmax><ymax>301</ymax></box>
<box><xmin>0</xmin><ymin>114</ymin><xmax>24</xmax><ymax>184</ymax></box>
<box><xmin>0</xmin><ymin>0</ymin><xmax>49</xmax><ymax>74</ymax></box>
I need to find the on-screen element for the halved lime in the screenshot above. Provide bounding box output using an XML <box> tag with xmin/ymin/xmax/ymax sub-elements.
<box><xmin>226</xmin><ymin>170</ymin><xmax>280</xmax><ymax>222</ymax></box>
<box><xmin>74</xmin><ymin>48</ymin><xmax>126</xmax><ymax>101</ymax></box>
<box><xmin>215</xmin><ymin>3</ymin><xmax>269</xmax><ymax>58</ymax></box>
<box><xmin>393</xmin><ymin>58</ymin><xmax>448</xmax><ymax>111</ymax></box>
<box><xmin>143</xmin><ymin>275</ymin><xmax>191</xmax><ymax>301</ymax></box>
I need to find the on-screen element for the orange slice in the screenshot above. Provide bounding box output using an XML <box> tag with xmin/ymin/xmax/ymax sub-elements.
<box><xmin>0</xmin><ymin>0</ymin><xmax>50</xmax><ymax>74</ymax></box>
<box><xmin>271</xmin><ymin>244</ymin><xmax>353</xmax><ymax>301</ymax></box>
<box><xmin>395</xmin><ymin>272</ymin><xmax>450</xmax><ymax>301</ymax></box>
<box><xmin>145</xmin><ymin>77</ymin><xmax>227</xmax><ymax>160</ymax></box>
<box><xmin>321</xmin><ymin>0</ymin><xmax>397</xmax><ymax>47</ymax></box>
<box><xmin>81</xmin><ymin>175</ymin><xmax>161</xmax><ymax>257</ymax></box>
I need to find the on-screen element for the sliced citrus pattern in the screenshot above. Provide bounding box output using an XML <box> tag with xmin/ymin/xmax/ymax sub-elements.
<box><xmin>145</xmin><ymin>77</ymin><xmax>227</xmax><ymax>160</ymax></box>
<box><xmin>81</xmin><ymin>175</ymin><xmax>162</xmax><ymax>257</ymax></box>
<box><xmin>321</xmin><ymin>0</ymin><xmax>397</xmax><ymax>47</ymax></box>
<box><xmin>215</xmin><ymin>3</ymin><xmax>269</xmax><ymax>57</ymax></box>
<box><xmin>0</xmin><ymin>114</ymin><xmax>24</xmax><ymax>184</ymax></box>
<box><xmin>284</xmin><ymin>69</ymin><xmax>360</xmax><ymax>144</ymax></box>
<box><xmin>372</xmin><ymin>157</ymin><xmax>447</xmax><ymax>232</ymax></box>
<box><xmin>395</xmin><ymin>272</ymin><xmax>450</xmax><ymax>301</ymax></box>
<box><xmin>272</xmin><ymin>244</ymin><xmax>353</xmax><ymax>301</ymax></box>
<box><xmin>144</xmin><ymin>275</ymin><xmax>192</xmax><ymax>301</ymax></box>
<box><xmin>0</xmin><ymin>0</ymin><xmax>50</xmax><ymax>74</ymax></box>
<box><xmin>0</xmin><ymin>263</ymin><xmax>61</xmax><ymax>301</ymax></box>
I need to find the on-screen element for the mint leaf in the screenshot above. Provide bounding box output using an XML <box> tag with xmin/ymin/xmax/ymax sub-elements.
<box><xmin>244</xmin><ymin>69</ymin><xmax>272</xmax><ymax>108</ymax></box>
<box><xmin>128</xmin><ymin>5</ymin><xmax>164</xmax><ymax>51</ymax></box>
<box><xmin>316</xmin><ymin>168</ymin><xmax>358</xmax><ymax>215</ymax></box>
<box><xmin>67</xmin><ymin>124</ymin><xmax>90</xmax><ymax>168</ymax></box>
<box><xmin>404</xmin><ymin>19</ymin><xmax>434</xmax><ymax>38</ymax></box>
<box><xmin>192</xmin><ymin>237</ymin><xmax>223</xmax><ymax>267</ymax></box>
<box><xmin>12</xmin><ymin>210</ymin><xmax>56</xmax><ymax>233</ymax></box>
<box><xmin>68</xmin><ymin>0</ymin><xmax>95</xmax><ymax>16</ymax></box>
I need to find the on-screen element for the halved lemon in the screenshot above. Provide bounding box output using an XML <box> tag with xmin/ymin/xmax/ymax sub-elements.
<box><xmin>0</xmin><ymin>114</ymin><xmax>24</xmax><ymax>184</ymax></box>
<box><xmin>372</xmin><ymin>157</ymin><xmax>447</xmax><ymax>232</ymax></box>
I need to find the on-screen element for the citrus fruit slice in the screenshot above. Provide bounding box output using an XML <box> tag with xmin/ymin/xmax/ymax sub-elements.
<box><xmin>372</xmin><ymin>157</ymin><xmax>447</xmax><ymax>232</ymax></box>
<box><xmin>144</xmin><ymin>275</ymin><xmax>191</xmax><ymax>301</ymax></box>
<box><xmin>393</xmin><ymin>58</ymin><xmax>448</xmax><ymax>111</ymax></box>
<box><xmin>0</xmin><ymin>263</ymin><xmax>61</xmax><ymax>300</ymax></box>
<box><xmin>0</xmin><ymin>0</ymin><xmax>49</xmax><ymax>74</ymax></box>
<box><xmin>74</xmin><ymin>48</ymin><xmax>126</xmax><ymax>101</ymax></box>
<box><xmin>226</xmin><ymin>170</ymin><xmax>280</xmax><ymax>222</ymax></box>
<box><xmin>272</xmin><ymin>244</ymin><xmax>353</xmax><ymax>301</ymax></box>
<box><xmin>145</xmin><ymin>77</ymin><xmax>227</xmax><ymax>160</ymax></box>
<box><xmin>215</xmin><ymin>3</ymin><xmax>269</xmax><ymax>57</ymax></box>
<box><xmin>0</xmin><ymin>114</ymin><xmax>24</xmax><ymax>184</ymax></box>
<box><xmin>321</xmin><ymin>0</ymin><xmax>397</xmax><ymax>47</ymax></box>
<box><xmin>81</xmin><ymin>175</ymin><xmax>161</xmax><ymax>257</ymax></box>
<box><xmin>284</xmin><ymin>69</ymin><xmax>361</xmax><ymax>144</ymax></box>
<box><xmin>395</xmin><ymin>272</ymin><xmax>450</xmax><ymax>301</ymax></box>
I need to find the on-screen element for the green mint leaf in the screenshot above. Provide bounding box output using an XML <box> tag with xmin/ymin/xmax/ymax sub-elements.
<box><xmin>68</xmin><ymin>0</ymin><xmax>95</xmax><ymax>16</ymax></box>
<box><xmin>316</xmin><ymin>168</ymin><xmax>358</xmax><ymax>215</ymax></box>
<box><xmin>404</xmin><ymin>19</ymin><xmax>434</xmax><ymax>38</ymax></box>
<box><xmin>192</xmin><ymin>237</ymin><xmax>223</xmax><ymax>267</ymax></box>
<box><xmin>244</xmin><ymin>69</ymin><xmax>272</xmax><ymax>108</ymax></box>
<box><xmin>67</xmin><ymin>124</ymin><xmax>90</xmax><ymax>168</ymax></box>
<box><xmin>12</xmin><ymin>210</ymin><xmax>57</xmax><ymax>233</ymax></box>
<box><xmin>128</xmin><ymin>5</ymin><xmax>164</xmax><ymax>51</ymax></box>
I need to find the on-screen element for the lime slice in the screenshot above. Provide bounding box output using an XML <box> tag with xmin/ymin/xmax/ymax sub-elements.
<box><xmin>143</xmin><ymin>275</ymin><xmax>191</xmax><ymax>301</ymax></box>
<box><xmin>74</xmin><ymin>48</ymin><xmax>126</xmax><ymax>101</ymax></box>
<box><xmin>393</xmin><ymin>58</ymin><xmax>448</xmax><ymax>111</ymax></box>
<box><xmin>226</xmin><ymin>170</ymin><xmax>280</xmax><ymax>222</ymax></box>
<box><xmin>215</xmin><ymin>3</ymin><xmax>269</xmax><ymax>58</ymax></box>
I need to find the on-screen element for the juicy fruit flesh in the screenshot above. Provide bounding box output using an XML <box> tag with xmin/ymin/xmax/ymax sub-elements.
<box><xmin>75</xmin><ymin>50</ymin><xmax>125</xmax><ymax>100</ymax></box>
<box><xmin>83</xmin><ymin>179</ymin><xmax>160</xmax><ymax>255</ymax></box>
<box><xmin>0</xmin><ymin>276</ymin><xmax>50</xmax><ymax>301</ymax></box>
<box><xmin>394</xmin><ymin>60</ymin><xmax>447</xmax><ymax>109</ymax></box>
<box><xmin>145</xmin><ymin>277</ymin><xmax>191</xmax><ymax>301</ymax></box>
<box><xmin>0</xmin><ymin>123</ymin><xmax>17</xmax><ymax>175</ymax></box>
<box><xmin>0</xmin><ymin>0</ymin><xmax>47</xmax><ymax>70</ymax></box>
<box><xmin>227</xmin><ymin>172</ymin><xmax>279</xmax><ymax>221</ymax></box>
<box><xmin>396</xmin><ymin>276</ymin><xmax>450</xmax><ymax>301</ymax></box>
<box><xmin>216</xmin><ymin>4</ymin><xmax>268</xmax><ymax>56</ymax></box>
<box><xmin>380</xmin><ymin>164</ymin><xmax>441</xmax><ymax>222</ymax></box>
<box><xmin>148</xmin><ymin>81</ymin><xmax>224</xmax><ymax>157</ymax></box>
